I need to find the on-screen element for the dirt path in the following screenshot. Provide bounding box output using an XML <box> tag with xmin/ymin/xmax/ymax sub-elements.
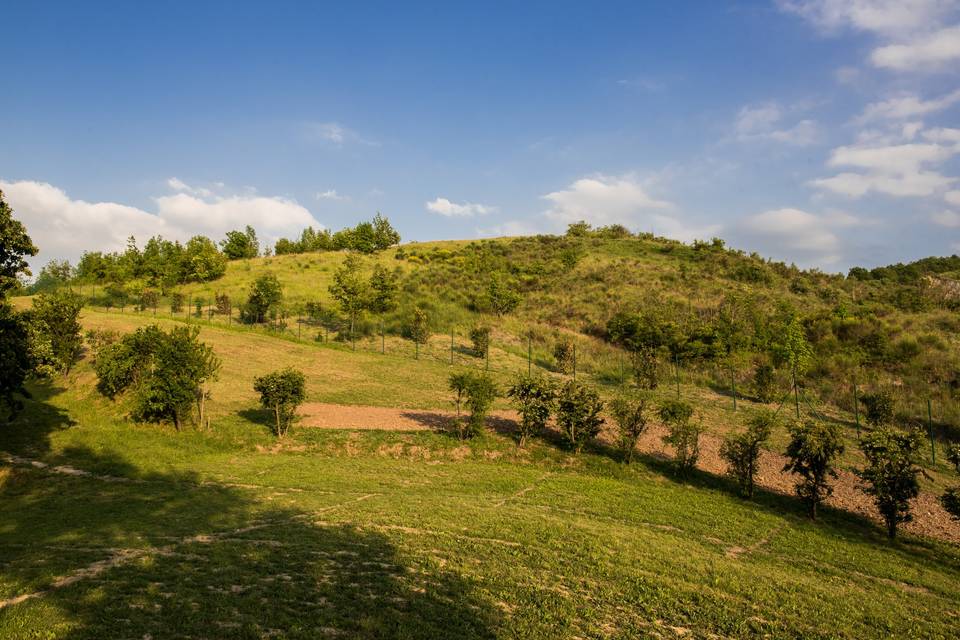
<box><xmin>298</xmin><ymin>403</ymin><xmax>960</xmax><ymax>544</ymax></box>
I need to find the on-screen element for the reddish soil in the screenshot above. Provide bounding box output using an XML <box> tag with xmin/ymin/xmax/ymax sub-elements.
<box><xmin>298</xmin><ymin>402</ymin><xmax>960</xmax><ymax>544</ymax></box>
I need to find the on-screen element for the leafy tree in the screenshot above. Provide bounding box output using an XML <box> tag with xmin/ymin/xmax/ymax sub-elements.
<box><xmin>0</xmin><ymin>189</ymin><xmax>37</xmax><ymax>294</ymax></box>
<box><xmin>447</xmin><ymin>371</ymin><xmax>497</xmax><ymax>439</ymax></box>
<box><xmin>242</xmin><ymin>273</ymin><xmax>283</xmax><ymax>323</ymax></box>
<box><xmin>783</xmin><ymin>419</ymin><xmax>845</xmax><ymax>520</ymax></box>
<box><xmin>553</xmin><ymin>340</ymin><xmax>575</xmax><ymax>374</ymax></box>
<box><xmin>29</xmin><ymin>259</ymin><xmax>73</xmax><ymax>293</ymax></box>
<box><xmin>752</xmin><ymin>362</ymin><xmax>777</xmax><ymax>403</ymax></box>
<box><xmin>630</xmin><ymin>346</ymin><xmax>659</xmax><ymax>389</ymax></box>
<box><xmin>30</xmin><ymin>290</ymin><xmax>84</xmax><ymax>374</ymax></box>
<box><xmin>861</xmin><ymin>390</ymin><xmax>895</xmax><ymax>427</ymax></box>
<box><xmin>659</xmin><ymin>400</ymin><xmax>702</xmax><ymax>473</ymax></box>
<box><xmin>182</xmin><ymin>235</ymin><xmax>227</xmax><ymax>282</ymax></box>
<box><xmin>220</xmin><ymin>225</ymin><xmax>260</xmax><ymax>260</ymax></box>
<box><xmin>565</xmin><ymin>221</ymin><xmax>592</xmax><ymax>237</ymax></box>
<box><xmin>94</xmin><ymin>325</ymin><xmax>219</xmax><ymax>431</ymax></box>
<box><xmin>507</xmin><ymin>374</ymin><xmax>556</xmax><ymax>447</ymax></box>
<box><xmin>610</xmin><ymin>394</ymin><xmax>650</xmax><ymax>463</ymax></box>
<box><xmin>406</xmin><ymin>307</ymin><xmax>431</xmax><ymax>356</ymax></box>
<box><xmin>857</xmin><ymin>427</ymin><xmax>924</xmax><ymax>539</ymax></box>
<box><xmin>368</xmin><ymin>264</ymin><xmax>399</xmax><ymax>314</ymax></box>
<box><xmin>214</xmin><ymin>292</ymin><xmax>231</xmax><ymax>316</ymax></box>
<box><xmin>470</xmin><ymin>325</ymin><xmax>491</xmax><ymax>358</ymax></box>
<box><xmin>138</xmin><ymin>289</ymin><xmax>159</xmax><ymax>312</ymax></box>
<box><xmin>350</xmin><ymin>221</ymin><xmax>377</xmax><ymax>254</ymax></box>
<box><xmin>0</xmin><ymin>302</ymin><xmax>32</xmax><ymax>421</ymax></box>
<box><xmin>254</xmin><ymin>368</ymin><xmax>307</xmax><ymax>437</ymax></box>
<box><xmin>720</xmin><ymin>410</ymin><xmax>777</xmax><ymax>498</ymax></box>
<box><xmin>170</xmin><ymin>292</ymin><xmax>185</xmax><ymax>314</ymax></box>
<box><xmin>942</xmin><ymin>488</ymin><xmax>960</xmax><ymax>520</ymax></box>
<box><xmin>556</xmin><ymin>380</ymin><xmax>604</xmax><ymax>453</ymax></box>
<box><xmin>372</xmin><ymin>213</ymin><xmax>401</xmax><ymax>251</ymax></box>
<box><xmin>329</xmin><ymin>255</ymin><xmax>368</xmax><ymax>338</ymax></box>
<box><xmin>486</xmin><ymin>274</ymin><xmax>521</xmax><ymax>316</ymax></box>
<box><xmin>775</xmin><ymin>315</ymin><xmax>813</xmax><ymax>378</ymax></box>
<box><xmin>947</xmin><ymin>444</ymin><xmax>960</xmax><ymax>474</ymax></box>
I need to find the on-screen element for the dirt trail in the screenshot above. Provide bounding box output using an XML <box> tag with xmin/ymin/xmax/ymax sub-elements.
<box><xmin>298</xmin><ymin>403</ymin><xmax>960</xmax><ymax>544</ymax></box>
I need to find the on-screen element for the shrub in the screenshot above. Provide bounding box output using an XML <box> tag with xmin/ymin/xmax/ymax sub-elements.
<box><xmin>170</xmin><ymin>292</ymin><xmax>185</xmax><ymax>314</ymax></box>
<box><xmin>30</xmin><ymin>290</ymin><xmax>84</xmax><ymax>374</ymax></box>
<box><xmin>630</xmin><ymin>346</ymin><xmax>658</xmax><ymax>389</ymax></box>
<box><xmin>556</xmin><ymin>380</ymin><xmax>604</xmax><ymax>453</ymax></box>
<box><xmin>783</xmin><ymin>419</ymin><xmax>845</xmax><ymax>520</ymax></box>
<box><xmin>861</xmin><ymin>390</ymin><xmax>895</xmax><ymax>427</ymax></box>
<box><xmin>406</xmin><ymin>307</ymin><xmax>431</xmax><ymax>354</ymax></box>
<box><xmin>857</xmin><ymin>427</ymin><xmax>924</xmax><ymax>538</ymax></box>
<box><xmin>469</xmin><ymin>325</ymin><xmax>491</xmax><ymax>358</ymax></box>
<box><xmin>253</xmin><ymin>367</ymin><xmax>306</xmax><ymax>437</ymax></box>
<box><xmin>659</xmin><ymin>400</ymin><xmax>702</xmax><ymax>473</ymax></box>
<box><xmin>486</xmin><ymin>274</ymin><xmax>521</xmax><ymax>316</ymax></box>
<box><xmin>947</xmin><ymin>443</ymin><xmax>960</xmax><ymax>473</ymax></box>
<box><xmin>0</xmin><ymin>302</ymin><xmax>32</xmax><ymax>421</ymax></box>
<box><xmin>215</xmin><ymin>292</ymin><xmax>231</xmax><ymax>316</ymax></box>
<box><xmin>241</xmin><ymin>273</ymin><xmax>283</xmax><ymax>323</ymax></box>
<box><xmin>941</xmin><ymin>488</ymin><xmax>960</xmax><ymax>521</ymax></box>
<box><xmin>507</xmin><ymin>374</ymin><xmax>556</xmax><ymax>447</ymax></box>
<box><xmin>138</xmin><ymin>289</ymin><xmax>159</xmax><ymax>312</ymax></box>
<box><xmin>447</xmin><ymin>372</ymin><xmax>497</xmax><ymax>439</ymax></box>
<box><xmin>720</xmin><ymin>410</ymin><xmax>777</xmax><ymax>498</ymax></box>
<box><xmin>553</xmin><ymin>340</ymin><xmax>575</xmax><ymax>374</ymax></box>
<box><xmin>753</xmin><ymin>362</ymin><xmax>777</xmax><ymax>403</ymax></box>
<box><xmin>610</xmin><ymin>394</ymin><xmax>650</xmax><ymax>463</ymax></box>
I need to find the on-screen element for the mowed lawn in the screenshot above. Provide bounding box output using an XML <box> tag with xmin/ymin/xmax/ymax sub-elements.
<box><xmin>1</xmin><ymin>313</ymin><xmax>959</xmax><ymax>638</ymax></box>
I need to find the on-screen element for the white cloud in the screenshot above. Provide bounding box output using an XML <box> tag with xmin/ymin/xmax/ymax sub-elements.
<box><xmin>316</xmin><ymin>189</ymin><xmax>347</xmax><ymax>201</ymax></box>
<box><xmin>946</xmin><ymin>189</ymin><xmax>960</xmax><ymax>205</ymax></box>
<box><xmin>734</xmin><ymin>102</ymin><xmax>819</xmax><ymax>146</ymax></box>
<box><xmin>735</xmin><ymin>207</ymin><xmax>864</xmax><ymax>265</ymax></box>
<box><xmin>871</xmin><ymin>24</ymin><xmax>960</xmax><ymax>70</ymax></box>
<box><xmin>810</xmin><ymin>136</ymin><xmax>959</xmax><ymax>197</ymax></box>
<box><xmin>304</xmin><ymin>121</ymin><xmax>378</xmax><ymax>147</ymax></box>
<box><xmin>0</xmin><ymin>179</ymin><xmax>321</xmax><ymax>266</ymax></box>
<box><xmin>476</xmin><ymin>219</ymin><xmax>543</xmax><ymax>238</ymax></box>
<box><xmin>166</xmin><ymin>176</ymin><xmax>214</xmax><ymax>198</ymax></box>
<box><xmin>858</xmin><ymin>89</ymin><xmax>960</xmax><ymax>121</ymax></box>
<box><xmin>779</xmin><ymin>1</ymin><xmax>960</xmax><ymax>72</ymax></box>
<box><xmin>425</xmin><ymin>197</ymin><xmax>496</xmax><ymax>217</ymax></box>
<box><xmin>835</xmin><ymin>66</ymin><xmax>861</xmax><ymax>84</ymax></box>
<box><xmin>932</xmin><ymin>210</ymin><xmax>960</xmax><ymax>226</ymax></box>
<box><xmin>777</xmin><ymin>0</ymin><xmax>955</xmax><ymax>37</ymax></box>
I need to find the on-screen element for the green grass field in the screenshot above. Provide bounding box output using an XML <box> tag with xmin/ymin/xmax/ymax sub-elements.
<box><xmin>2</xmin><ymin>306</ymin><xmax>959</xmax><ymax>639</ymax></box>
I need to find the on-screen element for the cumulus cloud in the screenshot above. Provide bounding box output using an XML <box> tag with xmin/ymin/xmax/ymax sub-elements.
<box><xmin>779</xmin><ymin>0</ymin><xmax>960</xmax><ymax>72</ymax></box>
<box><xmin>858</xmin><ymin>89</ymin><xmax>960</xmax><ymax>121</ymax></box>
<box><xmin>810</xmin><ymin>133</ymin><xmax>959</xmax><ymax>197</ymax></box>
<box><xmin>946</xmin><ymin>189</ymin><xmax>960</xmax><ymax>205</ymax></box>
<box><xmin>316</xmin><ymin>189</ymin><xmax>347</xmax><ymax>201</ymax></box>
<box><xmin>734</xmin><ymin>102</ymin><xmax>819</xmax><ymax>146</ymax></box>
<box><xmin>0</xmin><ymin>178</ymin><xmax>321</xmax><ymax>267</ymax></box>
<box><xmin>932</xmin><ymin>209</ymin><xmax>960</xmax><ymax>226</ymax></box>
<box><xmin>539</xmin><ymin>174</ymin><xmax>718</xmax><ymax>242</ymax></box>
<box><xmin>734</xmin><ymin>207</ymin><xmax>863</xmax><ymax>265</ymax></box>
<box><xmin>476</xmin><ymin>219</ymin><xmax>543</xmax><ymax>238</ymax></box>
<box><xmin>425</xmin><ymin>197</ymin><xmax>496</xmax><ymax>217</ymax></box>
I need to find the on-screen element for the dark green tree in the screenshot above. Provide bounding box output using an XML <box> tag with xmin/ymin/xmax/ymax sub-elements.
<box><xmin>783</xmin><ymin>419</ymin><xmax>845</xmax><ymax>520</ymax></box>
<box><xmin>486</xmin><ymin>274</ymin><xmax>521</xmax><ymax>316</ymax></box>
<box><xmin>254</xmin><ymin>367</ymin><xmax>307</xmax><ymax>437</ymax></box>
<box><xmin>556</xmin><ymin>380</ymin><xmax>604</xmax><ymax>453</ymax></box>
<box><xmin>372</xmin><ymin>213</ymin><xmax>401</xmax><ymax>251</ymax></box>
<box><xmin>659</xmin><ymin>400</ymin><xmax>702</xmax><ymax>473</ymax></box>
<box><xmin>368</xmin><ymin>264</ymin><xmax>398</xmax><ymax>314</ymax></box>
<box><xmin>470</xmin><ymin>326</ymin><xmax>491</xmax><ymax>358</ymax></box>
<box><xmin>182</xmin><ymin>235</ymin><xmax>227</xmax><ymax>282</ymax></box>
<box><xmin>0</xmin><ymin>302</ymin><xmax>32</xmax><ymax>421</ymax></box>
<box><xmin>0</xmin><ymin>189</ymin><xmax>37</xmax><ymax>294</ymax></box>
<box><xmin>857</xmin><ymin>427</ymin><xmax>924</xmax><ymax>539</ymax></box>
<box><xmin>507</xmin><ymin>374</ymin><xmax>556</xmax><ymax>447</ymax></box>
<box><xmin>242</xmin><ymin>273</ymin><xmax>283</xmax><ymax>323</ymax></box>
<box><xmin>447</xmin><ymin>372</ymin><xmax>497</xmax><ymax>439</ymax></box>
<box><xmin>30</xmin><ymin>290</ymin><xmax>84</xmax><ymax>374</ymax></box>
<box><xmin>720</xmin><ymin>410</ymin><xmax>777</xmax><ymax>498</ymax></box>
<box><xmin>220</xmin><ymin>225</ymin><xmax>260</xmax><ymax>260</ymax></box>
<box><xmin>329</xmin><ymin>255</ymin><xmax>368</xmax><ymax>338</ymax></box>
<box><xmin>610</xmin><ymin>393</ymin><xmax>650</xmax><ymax>463</ymax></box>
<box><xmin>861</xmin><ymin>390</ymin><xmax>895</xmax><ymax>427</ymax></box>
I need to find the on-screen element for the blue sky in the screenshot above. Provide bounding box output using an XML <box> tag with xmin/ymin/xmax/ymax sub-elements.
<box><xmin>2</xmin><ymin>0</ymin><xmax>959</xmax><ymax>272</ymax></box>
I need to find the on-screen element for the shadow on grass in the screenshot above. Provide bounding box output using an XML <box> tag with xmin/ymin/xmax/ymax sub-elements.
<box><xmin>0</xmin><ymin>443</ymin><xmax>500</xmax><ymax>639</ymax></box>
<box><xmin>236</xmin><ymin>407</ymin><xmax>278</xmax><ymax>435</ymax></box>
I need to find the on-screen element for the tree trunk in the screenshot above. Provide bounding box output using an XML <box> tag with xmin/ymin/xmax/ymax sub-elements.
<box><xmin>810</xmin><ymin>500</ymin><xmax>817</xmax><ymax>521</ymax></box>
<box><xmin>173</xmin><ymin>411</ymin><xmax>181</xmax><ymax>432</ymax></box>
<box><xmin>275</xmin><ymin>404</ymin><xmax>282</xmax><ymax>437</ymax></box>
<box><xmin>887</xmin><ymin>519</ymin><xmax>897</xmax><ymax>539</ymax></box>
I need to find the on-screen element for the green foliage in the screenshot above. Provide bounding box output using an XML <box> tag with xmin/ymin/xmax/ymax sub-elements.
<box><xmin>254</xmin><ymin>367</ymin><xmax>307</xmax><ymax>437</ymax></box>
<box><xmin>752</xmin><ymin>362</ymin><xmax>777</xmax><ymax>403</ymax></box>
<box><xmin>94</xmin><ymin>325</ymin><xmax>220</xmax><ymax>430</ymax></box>
<box><xmin>783</xmin><ymin>420</ymin><xmax>845</xmax><ymax>520</ymax></box>
<box><xmin>0</xmin><ymin>301</ymin><xmax>32</xmax><ymax>421</ymax></box>
<box><xmin>220</xmin><ymin>225</ymin><xmax>260</xmax><ymax>260</ymax></box>
<box><xmin>30</xmin><ymin>290</ymin><xmax>84</xmax><ymax>374</ymax></box>
<box><xmin>946</xmin><ymin>444</ymin><xmax>960</xmax><ymax>474</ymax></box>
<box><xmin>553</xmin><ymin>340</ymin><xmax>575</xmax><ymax>374</ymax></box>
<box><xmin>630</xmin><ymin>346</ymin><xmax>659</xmax><ymax>389</ymax></box>
<box><xmin>406</xmin><ymin>307</ymin><xmax>431</xmax><ymax>347</ymax></box>
<box><xmin>659</xmin><ymin>400</ymin><xmax>702</xmax><ymax>473</ymax></box>
<box><xmin>941</xmin><ymin>487</ymin><xmax>960</xmax><ymax>521</ymax></box>
<box><xmin>183</xmin><ymin>236</ymin><xmax>228</xmax><ymax>282</ymax></box>
<box><xmin>720</xmin><ymin>410</ymin><xmax>777</xmax><ymax>498</ymax></box>
<box><xmin>775</xmin><ymin>315</ymin><xmax>813</xmax><ymax>377</ymax></box>
<box><xmin>447</xmin><ymin>371</ymin><xmax>497</xmax><ymax>439</ymax></box>
<box><xmin>857</xmin><ymin>427</ymin><xmax>924</xmax><ymax>538</ymax></box>
<box><xmin>0</xmin><ymin>189</ymin><xmax>38</xmax><ymax>293</ymax></box>
<box><xmin>275</xmin><ymin>214</ymin><xmax>399</xmax><ymax>255</ymax></box>
<box><xmin>28</xmin><ymin>259</ymin><xmax>73</xmax><ymax>293</ymax></box>
<box><xmin>556</xmin><ymin>380</ymin><xmax>604</xmax><ymax>453</ymax></box>
<box><xmin>565</xmin><ymin>221</ymin><xmax>592</xmax><ymax>237</ymax></box>
<box><xmin>507</xmin><ymin>374</ymin><xmax>556</xmax><ymax>447</ymax></box>
<box><xmin>242</xmin><ymin>273</ymin><xmax>283</xmax><ymax>323</ymax></box>
<box><xmin>329</xmin><ymin>255</ymin><xmax>368</xmax><ymax>335</ymax></box>
<box><xmin>368</xmin><ymin>264</ymin><xmax>399</xmax><ymax>314</ymax></box>
<box><xmin>861</xmin><ymin>390</ymin><xmax>895</xmax><ymax>427</ymax></box>
<box><xmin>138</xmin><ymin>289</ymin><xmax>159</xmax><ymax>312</ymax></box>
<box><xmin>610</xmin><ymin>394</ymin><xmax>650</xmax><ymax>463</ymax></box>
<box><xmin>485</xmin><ymin>274</ymin><xmax>521</xmax><ymax>316</ymax></box>
<box><xmin>469</xmin><ymin>325</ymin><xmax>491</xmax><ymax>358</ymax></box>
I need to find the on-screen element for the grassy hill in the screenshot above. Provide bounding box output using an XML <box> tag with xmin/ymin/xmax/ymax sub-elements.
<box><xmin>3</xmin><ymin>232</ymin><xmax>960</xmax><ymax>638</ymax></box>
